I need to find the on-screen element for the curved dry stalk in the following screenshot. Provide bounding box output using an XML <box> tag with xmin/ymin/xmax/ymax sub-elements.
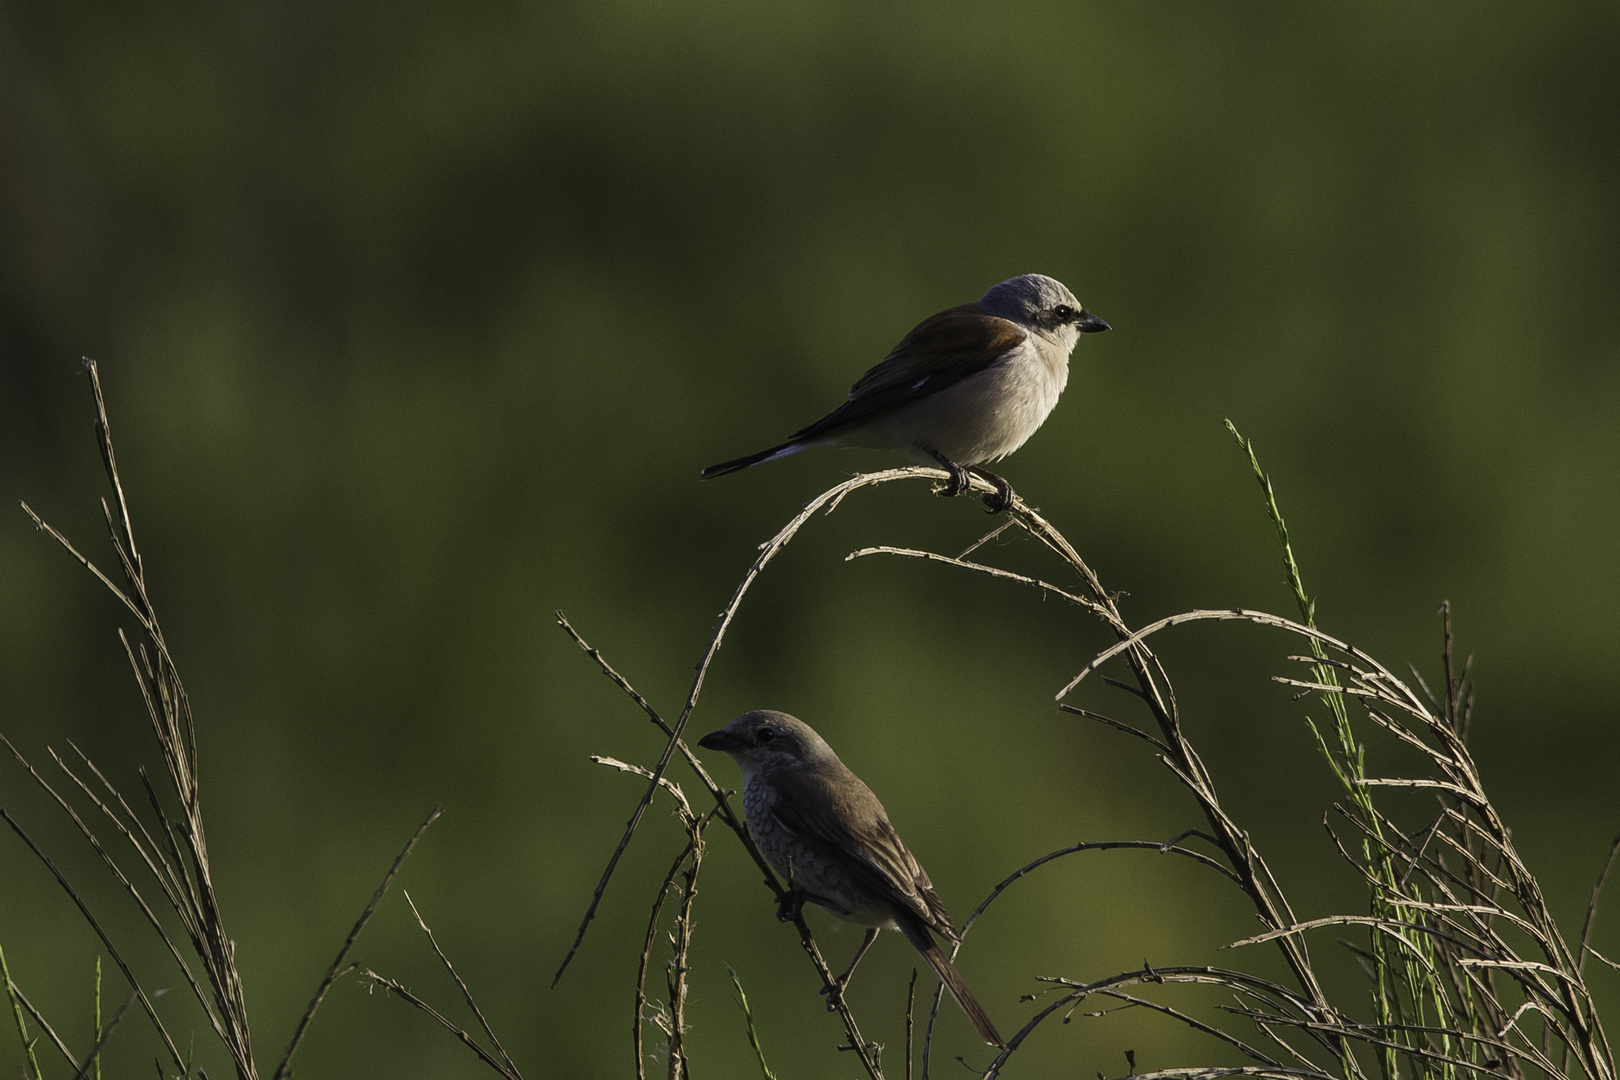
<box><xmin>977</xmin><ymin>966</ymin><xmax>1346</xmax><ymax>1080</ymax></box>
<box><xmin>1090</xmin><ymin>988</ymin><xmax>1280</xmax><ymax>1066</ymax></box>
<box><xmin>1</xmin><ymin>808</ymin><xmax>187</xmax><ymax>1073</ymax></box>
<box><xmin>360</xmin><ymin>970</ymin><xmax>517</xmax><ymax>1079</ymax></box>
<box><xmin>637</xmin><ymin>836</ymin><xmax>699</xmax><ymax>1080</ymax></box>
<box><xmin>2</xmin><ymin>952</ymin><xmax>78</xmax><ymax>1075</ymax></box>
<box><xmin>858</xmin><ymin>497</ymin><xmax>1351</xmax><ymax>1055</ymax></box>
<box><xmin>1056</xmin><ymin>599</ymin><xmax>1614</xmax><ymax>1080</ymax></box>
<box><xmin>1057</xmin><ymin>608</ymin><xmax>1400</xmax><ymax>703</ymax></box>
<box><xmin>965</xmin><ymin>836</ymin><xmax>1245</xmax><ymax>936</ymax></box>
<box><xmin>405</xmin><ymin>892</ymin><xmax>522</xmax><ymax>1079</ymax></box>
<box><xmin>920</xmin><ymin>835</ymin><xmax>1247</xmax><ymax>1075</ymax></box>
<box><xmin>361</xmin><ymin>879</ymin><xmax>528</xmax><ymax>1080</ymax></box>
<box><xmin>14</xmin><ymin>361</ymin><xmax>258</xmax><ymax>1079</ymax></box>
<box><xmin>1226</xmin><ymin>916</ymin><xmax>1483</xmax><ymax>956</ymax></box>
<box><xmin>1102</xmin><ymin>1067</ymin><xmax>1336</xmax><ymax>1080</ymax></box>
<box><xmin>1578</xmin><ymin>838</ymin><xmax>1620</xmax><ymax>977</ymax></box>
<box><xmin>272</xmin><ymin>807</ymin><xmax>441</xmax><ymax>1079</ymax></box>
<box><xmin>2</xmin><ymin>736</ymin><xmax>225</xmax><ymax>1041</ymax></box>
<box><xmin>845</xmin><ymin>544</ymin><xmax>1105</xmax><ymax>615</ymax></box>
<box><xmin>556</xmin><ymin>469</ymin><xmax>976</xmax><ymax>989</ymax></box>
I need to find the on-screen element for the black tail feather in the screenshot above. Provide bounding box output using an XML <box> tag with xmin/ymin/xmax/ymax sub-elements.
<box><xmin>700</xmin><ymin>440</ymin><xmax>802</xmax><ymax>479</ymax></box>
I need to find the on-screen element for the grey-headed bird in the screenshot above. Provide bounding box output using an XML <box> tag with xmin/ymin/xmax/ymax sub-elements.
<box><xmin>698</xmin><ymin>710</ymin><xmax>1005</xmax><ymax>1048</ymax></box>
<box><xmin>701</xmin><ymin>273</ymin><xmax>1108</xmax><ymax>513</ymax></box>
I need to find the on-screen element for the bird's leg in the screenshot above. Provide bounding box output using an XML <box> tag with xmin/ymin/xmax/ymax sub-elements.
<box><xmin>925</xmin><ymin>448</ymin><xmax>972</xmax><ymax>498</ymax></box>
<box><xmin>775</xmin><ymin>891</ymin><xmax>802</xmax><ymax>921</ymax></box>
<box><xmin>967</xmin><ymin>466</ymin><xmax>1016</xmax><ymax>514</ymax></box>
<box><xmin>775</xmin><ymin>858</ymin><xmax>804</xmax><ymax>922</ymax></box>
<box><xmin>819</xmin><ymin>927</ymin><xmax>881</xmax><ymax>1008</ymax></box>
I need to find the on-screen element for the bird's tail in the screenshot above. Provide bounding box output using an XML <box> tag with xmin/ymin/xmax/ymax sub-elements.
<box><xmin>899</xmin><ymin>919</ymin><xmax>1005</xmax><ymax>1049</ymax></box>
<box><xmin>700</xmin><ymin>440</ymin><xmax>806</xmax><ymax>480</ymax></box>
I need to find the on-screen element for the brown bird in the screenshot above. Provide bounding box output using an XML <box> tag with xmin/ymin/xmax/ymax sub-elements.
<box><xmin>701</xmin><ymin>273</ymin><xmax>1109</xmax><ymax>513</ymax></box>
<box><xmin>698</xmin><ymin>710</ymin><xmax>1005</xmax><ymax>1048</ymax></box>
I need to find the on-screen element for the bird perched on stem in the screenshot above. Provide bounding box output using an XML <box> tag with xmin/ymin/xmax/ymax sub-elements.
<box><xmin>698</xmin><ymin>710</ymin><xmax>1006</xmax><ymax>1048</ymax></box>
<box><xmin>701</xmin><ymin>273</ymin><xmax>1108</xmax><ymax>513</ymax></box>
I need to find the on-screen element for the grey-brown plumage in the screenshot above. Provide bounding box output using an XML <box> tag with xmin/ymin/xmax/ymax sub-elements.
<box><xmin>698</xmin><ymin>710</ymin><xmax>1005</xmax><ymax>1048</ymax></box>
<box><xmin>701</xmin><ymin>273</ymin><xmax>1109</xmax><ymax>513</ymax></box>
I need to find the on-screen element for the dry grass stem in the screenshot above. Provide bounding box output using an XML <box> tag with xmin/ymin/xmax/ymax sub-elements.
<box><xmin>12</xmin><ymin>364</ymin><xmax>457</xmax><ymax>1080</ymax></box>
<box><xmin>405</xmin><ymin>892</ymin><xmax>521</xmax><ymax>1078</ymax></box>
<box><xmin>68</xmin><ymin>990</ymin><xmax>138</xmax><ymax>1080</ymax></box>
<box><xmin>11</xmin><ymin>361</ymin><xmax>257</xmax><ymax>1079</ymax></box>
<box><xmin>4</xmin><ymin>944</ymin><xmax>82</xmax><ymax>1075</ymax></box>
<box><xmin>272</xmin><ymin>806</ymin><xmax>443</xmax><ymax>1079</ymax></box>
<box><xmin>2</xmin><ymin>806</ymin><xmax>188</xmax><ymax>1072</ymax></box>
<box><xmin>360</xmin><ymin>970</ymin><xmax>519</xmax><ymax>1079</ymax></box>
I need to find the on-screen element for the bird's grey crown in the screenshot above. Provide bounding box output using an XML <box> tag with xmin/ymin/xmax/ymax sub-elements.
<box><xmin>724</xmin><ymin>709</ymin><xmax>839</xmax><ymax>770</ymax></box>
<box><xmin>977</xmin><ymin>273</ymin><xmax>1082</xmax><ymax>327</ymax></box>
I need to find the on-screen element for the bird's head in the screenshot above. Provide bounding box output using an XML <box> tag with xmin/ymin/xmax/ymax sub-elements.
<box><xmin>698</xmin><ymin>710</ymin><xmax>837</xmax><ymax>780</ymax></box>
<box><xmin>979</xmin><ymin>273</ymin><xmax>1110</xmax><ymax>346</ymax></box>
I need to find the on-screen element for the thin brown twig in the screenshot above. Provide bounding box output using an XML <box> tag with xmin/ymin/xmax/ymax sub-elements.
<box><xmin>592</xmin><ymin>756</ymin><xmax>694</xmax><ymax>825</ymax></box>
<box><xmin>69</xmin><ymin>990</ymin><xmax>138</xmax><ymax>1080</ymax></box>
<box><xmin>1579</xmin><ymin>837</ymin><xmax>1620</xmax><ymax>976</ymax></box>
<box><xmin>859</xmin><ymin>491</ymin><xmax>1352</xmax><ymax>1052</ymax></box>
<box><xmin>1092</xmin><ymin>988</ymin><xmax>1280</xmax><ymax>1066</ymax></box>
<box><xmin>906</xmin><ymin>968</ymin><xmax>918</xmax><ymax>1080</ymax></box>
<box><xmin>845</xmin><ymin>544</ymin><xmax>1104</xmax><ymax>614</ymax></box>
<box><xmin>66</xmin><ymin>740</ymin><xmax>190</xmax><ymax>923</ymax></box>
<box><xmin>966</xmin><ymin>837</ymin><xmax>1245</xmax><ymax>940</ymax></box>
<box><xmin>666</xmin><ymin>811</ymin><xmax>711</xmax><ymax>1080</ymax></box>
<box><xmin>553</xmin><ymin>612</ymin><xmax>751</xmax><ymax>981</ymax></box>
<box><xmin>8</xmin><ymin>975</ymin><xmax>81</xmax><ymax>1073</ymax></box>
<box><xmin>17</xmin><ymin>360</ymin><xmax>260</xmax><ymax>1080</ymax></box>
<box><xmin>0</xmin><ymin>808</ymin><xmax>186</xmax><ymax>1073</ymax></box>
<box><xmin>1057</xmin><ymin>703</ymin><xmax>1172</xmax><ymax>753</ymax></box>
<box><xmin>361</xmin><ymin>971</ymin><xmax>517</xmax><ymax>1079</ymax></box>
<box><xmin>9</xmin><ymin>743</ymin><xmax>222</xmax><ymax>1037</ymax></box>
<box><xmin>402</xmin><ymin>891</ymin><xmax>521</xmax><ymax>1080</ymax></box>
<box><xmin>979</xmin><ymin>965</ymin><xmax>1346</xmax><ymax>1080</ymax></box>
<box><xmin>637</xmin><ymin>837</ymin><xmax>698</xmax><ymax>1080</ymax></box>
<box><xmin>272</xmin><ymin>806</ymin><xmax>443</xmax><ymax>1080</ymax></box>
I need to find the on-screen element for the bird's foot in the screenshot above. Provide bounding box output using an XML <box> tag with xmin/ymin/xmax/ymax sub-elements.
<box><xmin>818</xmin><ymin>978</ymin><xmax>847</xmax><ymax>1010</ymax></box>
<box><xmin>970</xmin><ymin>467</ymin><xmax>1015</xmax><ymax>514</ymax></box>
<box><xmin>926</xmin><ymin>450</ymin><xmax>973</xmax><ymax>499</ymax></box>
<box><xmin>775</xmin><ymin>889</ymin><xmax>806</xmax><ymax>923</ymax></box>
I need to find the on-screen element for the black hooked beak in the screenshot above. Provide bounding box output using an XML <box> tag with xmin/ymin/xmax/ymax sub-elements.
<box><xmin>698</xmin><ymin>730</ymin><xmax>742</xmax><ymax>752</ymax></box>
<box><xmin>1076</xmin><ymin>310</ymin><xmax>1111</xmax><ymax>333</ymax></box>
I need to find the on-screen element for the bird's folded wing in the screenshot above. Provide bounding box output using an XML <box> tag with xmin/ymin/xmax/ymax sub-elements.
<box><xmin>788</xmin><ymin>306</ymin><xmax>1029</xmax><ymax>442</ymax></box>
<box><xmin>766</xmin><ymin>768</ymin><xmax>956</xmax><ymax>937</ymax></box>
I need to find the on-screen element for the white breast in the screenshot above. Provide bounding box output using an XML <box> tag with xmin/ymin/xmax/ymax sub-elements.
<box><xmin>880</xmin><ymin>335</ymin><xmax>1072</xmax><ymax>464</ymax></box>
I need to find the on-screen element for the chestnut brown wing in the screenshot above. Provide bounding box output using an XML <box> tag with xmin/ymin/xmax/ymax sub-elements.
<box><xmin>787</xmin><ymin>305</ymin><xmax>1028</xmax><ymax>442</ymax></box>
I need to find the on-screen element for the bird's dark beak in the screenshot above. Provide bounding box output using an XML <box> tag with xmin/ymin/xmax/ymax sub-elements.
<box><xmin>1077</xmin><ymin>310</ymin><xmax>1111</xmax><ymax>333</ymax></box>
<box><xmin>698</xmin><ymin>730</ymin><xmax>739</xmax><ymax>752</ymax></box>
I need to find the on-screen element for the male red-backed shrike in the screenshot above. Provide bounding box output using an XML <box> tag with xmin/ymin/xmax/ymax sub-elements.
<box><xmin>701</xmin><ymin>273</ymin><xmax>1109</xmax><ymax>513</ymax></box>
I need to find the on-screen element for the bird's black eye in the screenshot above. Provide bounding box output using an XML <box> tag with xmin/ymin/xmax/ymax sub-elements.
<box><xmin>756</xmin><ymin>727</ymin><xmax>776</xmax><ymax>745</ymax></box>
<box><xmin>1053</xmin><ymin>304</ymin><xmax>1076</xmax><ymax>322</ymax></box>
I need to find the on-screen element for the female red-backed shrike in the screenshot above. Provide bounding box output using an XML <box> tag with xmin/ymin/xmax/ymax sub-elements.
<box><xmin>699</xmin><ymin>710</ymin><xmax>1006</xmax><ymax>1048</ymax></box>
<box><xmin>701</xmin><ymin>273</ymin><xmax>1108</xmax><ymax>513</ymax></box>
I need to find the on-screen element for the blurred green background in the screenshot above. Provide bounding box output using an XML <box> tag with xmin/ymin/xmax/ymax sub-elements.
<box><xmin>3</xmin><ymin>2</ymin><xmax>1618</xmax><ymax>1076</ymax></box>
